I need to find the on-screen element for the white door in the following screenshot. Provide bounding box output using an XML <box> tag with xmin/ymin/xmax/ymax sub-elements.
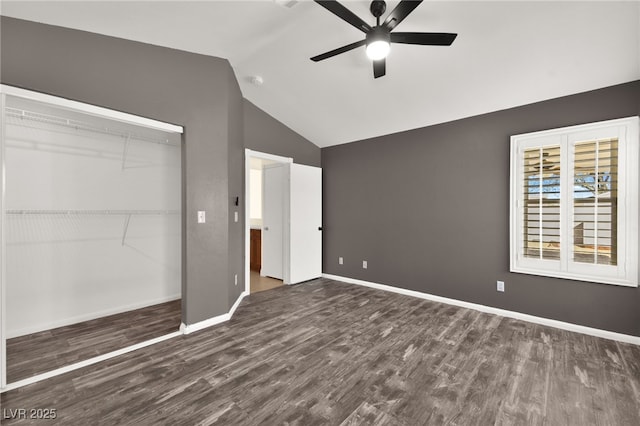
<box><xmin>287</xmin><ymin>164</ymin><xmax>322</xmax><ymax>284</ymax></box>
<box><xmin>262</xmin><ymin>164</ymin><xmax>284</xmax><ymax>279</ymax></box>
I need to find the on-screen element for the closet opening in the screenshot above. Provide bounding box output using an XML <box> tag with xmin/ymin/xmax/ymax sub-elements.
<box><xmin>0</xmin><ymin>86</ymin><xmax>183</xmax><ymax>389</ymax></box>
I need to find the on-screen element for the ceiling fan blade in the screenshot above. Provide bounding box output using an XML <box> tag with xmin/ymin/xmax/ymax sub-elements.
<box><xmin>373</xmin><ymin>58</ymin><xmax>386</xmax><ymax>79</ymax></box>
<box><xmin>311</xmin><ymin>40</ymin><xmax>366</xmax><ymax>62</ymax></box>
<box><xmin>383</xmin><ymin>0</ymin><xmax>423</xmax><ymax>31</ymax></box>
<box><xmin>391</xmin><ymin>32</ymin><xmax>457</xmax><ymax>46</ymax></box>
<box><xmin>315</xmin><ymin>1</ymin><xmax>372</xmax><ymax>33</ymax></box>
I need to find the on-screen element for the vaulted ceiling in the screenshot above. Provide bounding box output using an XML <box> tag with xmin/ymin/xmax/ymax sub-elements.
<box><xmin>2</xmin><ymin>1</ymin><xmax>639</xmax><ymax>147</ymax></box>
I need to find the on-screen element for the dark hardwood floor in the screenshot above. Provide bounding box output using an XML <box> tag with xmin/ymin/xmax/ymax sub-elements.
<box><xmin>2</xmin><ymin>278</ymin><xmax>639</xmax><ymax>425</ymax></box>
<box><xmin>6</xmin><ymin>299</ymin><xmax>181</xmax><ymax>383</ymax></box>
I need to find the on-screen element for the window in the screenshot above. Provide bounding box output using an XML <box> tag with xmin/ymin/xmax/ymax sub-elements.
<box><xmin>510</xmin><ymin>117</ymin><xmax>639</xmax><ymax>287</ymax></box>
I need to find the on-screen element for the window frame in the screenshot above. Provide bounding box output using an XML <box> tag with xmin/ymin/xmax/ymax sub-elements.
<box><xmin>510</xmin><ymin>116</ymin><xmax>639</xmax><ymax>287</ymax></box>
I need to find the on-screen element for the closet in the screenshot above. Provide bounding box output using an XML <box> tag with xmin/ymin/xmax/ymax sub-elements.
<box><xmin>0</xmin><ymin>86</ymin><xmax>183</xmax><ymax>386</ymax></box>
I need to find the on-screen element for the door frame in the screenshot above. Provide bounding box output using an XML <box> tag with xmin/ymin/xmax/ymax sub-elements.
<box><xmin>244</xmin><ymin>149</ymin><xmax>292</xmax><ymax>295</ymax></box>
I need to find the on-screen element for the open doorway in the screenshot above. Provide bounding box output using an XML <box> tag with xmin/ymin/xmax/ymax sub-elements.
<box><xmin>244</xmin><ymin>149</ymin><xmax>323</xmax><ymax>296</ymax></box>
<box><xmin>245</xmin><ymin>150</ymin><xmax>291</xmax><ymax>294</ymax></box>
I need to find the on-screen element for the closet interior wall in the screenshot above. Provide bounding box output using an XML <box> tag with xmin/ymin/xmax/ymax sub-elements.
<box><xmin>2</xmin><ymin>93</ymin><xmax>182</xmax><ymax>339</ymax></box>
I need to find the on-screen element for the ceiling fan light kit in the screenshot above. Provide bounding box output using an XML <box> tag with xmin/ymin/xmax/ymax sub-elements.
<box><xmin>365</xmin><ymin>27</ymin><xmax>391</xmax><ymax>60</ymax></box>
<box><xmin>311</xmin><ymin>0</ymin><xmax>457</xmax><ymax>79</ymax></box>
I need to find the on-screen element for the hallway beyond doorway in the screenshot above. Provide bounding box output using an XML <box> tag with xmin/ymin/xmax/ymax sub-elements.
<box><xmin>250</xmin><ymin>270</ymin><xmax>283</xmax><ymax>293</ymax></box>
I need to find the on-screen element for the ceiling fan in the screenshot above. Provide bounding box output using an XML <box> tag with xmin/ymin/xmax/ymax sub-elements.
<box><xmin>310</xmin><ymin>0</ymin><xmax>457</xmax><ymax>78</ymax></box>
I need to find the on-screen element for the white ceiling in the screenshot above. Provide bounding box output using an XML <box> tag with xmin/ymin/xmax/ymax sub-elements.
<box><xmin>2</xmin><ymin>1</ymin><xmax>639</xmax><ymax>148</ymax></box>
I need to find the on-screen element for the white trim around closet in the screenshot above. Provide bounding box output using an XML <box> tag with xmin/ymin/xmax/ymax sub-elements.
<box><xmin>0</xmin><ymin>86</ymin><xmax>184</xmax><ymax>392</ymax></box>
<box><xmin>0</xmin><ymin>85</ymin><xmax>183</xmax><ymax>134</ymax></box>
<box><xmin>0</xmin><ymin>331</ymin><xmax>182</xmax><ymax>393</ymax></box>
<box><xmin>1</xmin><ymin>288</ymin><xmax>249</xmax><ymax>393</ymax></box>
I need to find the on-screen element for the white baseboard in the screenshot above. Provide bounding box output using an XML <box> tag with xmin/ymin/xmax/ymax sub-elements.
<box><xmin>7</xmin><ymin>294</ymin><xmax>182</xmax><ymax>339</ymax></box>
<box><xmin>322</xmin><ymin>273</ymin><xmax>640</xmax><ymax>346</ymax></box>
<box><xmin>1</xmin><ymin>331</ymin><xmax>182</xmax><ymax>393</ymax></box>
<box><xmin>2</xmin><ymin>291</ymin><xmax>250</xmax><ymax>392</ymax></box>
<box><xmin>180</xmin><ymin>315</ymin><xmax>229</xmax><ymax>335</ymax></box>
<box><xmin>181</xmin><ymin>291</ymin><xmax>248</xmax><ymax>335</ymax></box>
<box><xmin>229</xmin><ymin>291</ymin><xmax>248</xmax><ymax>317</ymax></box>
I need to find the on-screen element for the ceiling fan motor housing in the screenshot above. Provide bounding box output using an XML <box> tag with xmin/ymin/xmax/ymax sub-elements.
<box><xmin>366</xmin><ymin>26</ymin><xmax>391</xmax><ymax>46</ymax></box>
<box><xmin>370</xmin><ymin>1</ymin><xmax>387</xmax><ymax>18</ymax></box>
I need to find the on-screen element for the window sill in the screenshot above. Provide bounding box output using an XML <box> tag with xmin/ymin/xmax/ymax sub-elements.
<box><xmin>510</xmin><ymin>265</ymin><xmax>638</xmax><ymax>288</ymax></box>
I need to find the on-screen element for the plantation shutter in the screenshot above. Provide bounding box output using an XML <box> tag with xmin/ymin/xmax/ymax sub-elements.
<box><xmin>511</xmin><ymin>116</ymin><xmax>637</xmax><ymax>287</ymax></box>
<box><xmin>522</xmin><ymin>146</ymin><xmax>561</xmax><ymax>260</ymax></box>
<box><xmin>572</xmin><ymin>138</ymin><xmax>618</xmax><ymax>266</ymax></box>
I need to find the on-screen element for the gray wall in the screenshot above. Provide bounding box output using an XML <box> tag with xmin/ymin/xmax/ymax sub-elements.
<box><xmin>322</xmin><ymin>80</ymin><xmax>640</xmax><ymax>337</ymax></box>
<box><xmin>244</xmin><ymin>100</ymin><xmax>321</xmax><ymax>167</ymax></box>
<box><xmin>0</xmin><ymin>17</ymin><xmax>322</xmax><ymax>326</ymax></box>
<box><xmin>0</xmin><ymin>17</ymin><xmax>241</xmax><ymax>325</ymax></box>
<box><xmin>228</xmin><ymin>70</ymin><xmax>245</xmax><ymax>307</ymax></box>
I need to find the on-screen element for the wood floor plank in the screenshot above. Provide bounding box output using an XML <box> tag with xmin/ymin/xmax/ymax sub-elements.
<box><xmin>616</xmin><ymin>341</ymin><xmax>640</xmax><ymax>422</ymax></box>
<box><xmin>339</xmin><ymin>402</ymin><xmax>405</xmax><ymax>426</ymax></box>
<box><xmin>591</xmin><ymin>338</ymin><xmax>640</xmax><ymax>426</ymax></box>
<box><xmin>2</xmin><ymin>279</ymin><xmax>639</xmax><ymax>425</ymax></box>
<box><xmin>6</xmin><ymin>299</ymin><xmax>181</xmax><ymax>383</ymax></box>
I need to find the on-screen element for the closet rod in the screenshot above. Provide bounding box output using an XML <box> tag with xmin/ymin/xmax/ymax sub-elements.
<box><xmin>5</xmin><ymin>108</ymin><xmax>181</xmax><ymax>147</ymax></box>
<box><xmin>6</xmin><ymin>210</ymin><xmax>180</xmax><ymax>215</ymax></box>
<box><xmin>1</xmin><ymin>84</ymin><xmax>183</xmax><ymax>133</ymax></box>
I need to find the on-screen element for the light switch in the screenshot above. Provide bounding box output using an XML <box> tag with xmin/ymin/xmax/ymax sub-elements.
<box><xmin>197</xmin><ymin>211</ymin><xmax>206</xmax><ymax>224</ymax></box>
<box><xmin>234</xmin><ymin>211</ymin><xmax>238</xmax><ymax>223</ymax></box>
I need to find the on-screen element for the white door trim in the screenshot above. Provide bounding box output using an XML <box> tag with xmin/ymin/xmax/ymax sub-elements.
<box><xmin>244</xmin><ymin>149</ymin><xmax>292</xmax><ymax>295</ymax></box>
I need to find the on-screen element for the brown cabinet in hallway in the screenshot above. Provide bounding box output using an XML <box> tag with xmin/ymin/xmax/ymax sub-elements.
<box><xmin>250</xmin><ymin>229</ymin><xmax>262</xmax><ymax>271</ymax></box>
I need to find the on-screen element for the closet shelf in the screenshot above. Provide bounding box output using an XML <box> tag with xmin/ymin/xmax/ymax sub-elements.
<box><xmin>5</xmin><ymin>107</ymin><xmax>181</xmax><ymax>147</ymax></box>
<box><xmin>6</xmin><ymin>209</ymin><xmax>180</xmax><ymax>215</ymax></box>
<box><xmin>6</xmin><ymin>209</ymin><xmax>180</xmax><ymax>246</ymax></box>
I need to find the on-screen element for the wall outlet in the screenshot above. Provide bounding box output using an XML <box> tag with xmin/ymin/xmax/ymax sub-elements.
<box><xmin>497</xmin><ymin>280</ymin><xmax>505</xmax><ymax>292</ymax></box>
<box><xmin>339</xmin><ymin>257</ymin><xmax>344</xmax><ymax>265</ymax></box>
<box><xmin>197</xmin><ymin>211</ymin><xmax>206</xmax><ymax>224</ymax></box>
<box><xmin>234</xmin><ymin>274</ymin><xmax>238</xmax><ymax>286</ymax></box>
<box><xmin>363</xmin><ymin>260</ymin><xmax>368</xmax><ymax>269</ymax></box>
